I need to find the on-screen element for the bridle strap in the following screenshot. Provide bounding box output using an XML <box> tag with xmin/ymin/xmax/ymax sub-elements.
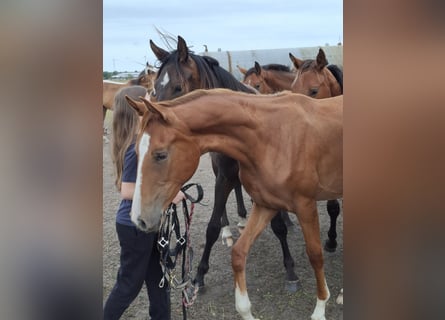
<box><xmin>157</xmin><ymin>183</ymin><xmax>203</xmax><ymax>319</ymax></box>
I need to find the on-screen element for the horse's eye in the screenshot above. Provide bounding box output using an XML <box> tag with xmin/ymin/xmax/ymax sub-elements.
<box><xmin>153</xmin><ymin>151</ymin><xmax>168</xmax><ymax>162</ymax></box>
<box><xmin>309</xmin><ymin>88</ymin><xmax>319</xmax><ymax>97</ymax></box>
<box><xmin>254</xmin><ymin>84</ymin><xmax>261</xmax><ymax>90</ymax></box>
<box><xmin>173</xmin><ymin>85</ymin><xmax>182</xmax><ymax>93</ymax></box>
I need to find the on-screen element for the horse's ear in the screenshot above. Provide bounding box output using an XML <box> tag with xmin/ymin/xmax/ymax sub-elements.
<box><xmin>254</xmin><ymin>61</ymin><xmax>262</xmax><ymax>75</ymax></box>
<box><xmin>316</xmin><ymin>48</ymin><xmax>328</xmax><ymax>70</ymax></box>
<box><xmin>150</xmin><ymin>39</ymin><xmax>169</xmax><ymax>61</ymax></box>
<box><xmin>125</xmin><ymin>95</ymin><xmax>148</xmax><ymax>116</ymax></box>
<box><xmin>177</xmin><ymin>35</ymin><xmax>189</xmax><ymax>63</ymax></box>
<box><xmin>140</xmin><ymin>97</ymin><xmax>170</xmax><ymax>123</ymax></box>
<box><xmin>237</xmin><ymin>65</ymin><xmax>247</xmax><ymax>75</ymax></box>
<box><xmin>289</xmin><ymin>53</ymin><xmax>303</xmax><ymax>70</ymax></box>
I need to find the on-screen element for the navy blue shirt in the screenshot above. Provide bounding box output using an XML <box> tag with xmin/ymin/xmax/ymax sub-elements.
<box><xmin>116</xmin><ymin>143</ymin><xmax>137</xmax><ymax>226</ymax></box>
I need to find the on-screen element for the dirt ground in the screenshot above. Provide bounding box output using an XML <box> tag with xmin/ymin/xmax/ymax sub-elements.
<box><xmin>103</xmin><ymin>116</ymin><xmax>343</xmax><ymax>320</ymax></box>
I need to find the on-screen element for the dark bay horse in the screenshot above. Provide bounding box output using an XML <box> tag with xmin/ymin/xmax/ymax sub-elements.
<box><xmin>148</xmin><ymin>36</ymin><xmax>299</xmax><ymax>292</ymax></box>
<box><xmin>238</xmin><ymin>62</ymin><xmax>295</xmax><ymax>94</ymax></box>
<box><xmin>125</xmin><ymin>89</ymin><xmax>343</xmax><ymax>320</ymax></box>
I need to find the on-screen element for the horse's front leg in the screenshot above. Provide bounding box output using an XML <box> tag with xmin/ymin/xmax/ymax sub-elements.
<box><xmin>296</xmin><ymin>198</ymin><xmax>330</xmax><ymax>320</ymax></box>
<box><xmin>232</xmin><ymin>204</ymin><xmax>276</xmax><ymax>320</ymax></box>
<box><xmin>194</xmin><ymin>169</ymin><xmax>234</xmax><ymax>287</ymax></box>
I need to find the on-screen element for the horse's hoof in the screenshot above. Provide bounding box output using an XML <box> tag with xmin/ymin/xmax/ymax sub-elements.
<box><xmin>285</xmin><ymin>279</ymin><xmax>301</xmax><ymax>293</ymax></box>
<box><xmin>192</xmin><ymin>279</ymin><xmax>205</xmax><ymax>293</ymax></box>
<box><xmin>222</xmin><ymin>236</ymin><xmax>234</xmax><ymax>247</ymax></box>
<box><xmin>323</xmin><ymin>240</ymin><xmax>337</xmax><ymax>253</ymax></box>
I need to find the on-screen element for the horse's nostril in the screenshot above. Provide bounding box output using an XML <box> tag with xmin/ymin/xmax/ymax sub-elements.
<box><xmin>138</xmin><ymin>217</ymin><xmax>147</xmax><ymax>230</ymax></box>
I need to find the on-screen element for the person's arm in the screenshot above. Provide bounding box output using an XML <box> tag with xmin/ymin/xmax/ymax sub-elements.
<box><xmin>121</xmin><ymin>182</ymin><xmax>135</xmax><ymax>200</ymax></box>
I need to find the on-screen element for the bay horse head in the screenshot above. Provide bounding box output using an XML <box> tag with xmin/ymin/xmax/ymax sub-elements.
<box><xmin>289</xmin><ymin>48</ymin><xmax>343</xmax><ymax>98</ymax></box>
<box><xmin>124</xmin><ymin>96</ymin><xmax>200</xmax><ymax>232</ymax></box>
<box><xmin>238</xmin><ymin>62</ymin><xmax>294</xmax><ymax>94</ymax></box>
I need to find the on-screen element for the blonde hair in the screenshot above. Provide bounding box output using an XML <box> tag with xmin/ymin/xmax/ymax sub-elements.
<box><xmin>111</xmin><ymin>85</ymin><xmax>147</xmax><ymax>190</ymax></box>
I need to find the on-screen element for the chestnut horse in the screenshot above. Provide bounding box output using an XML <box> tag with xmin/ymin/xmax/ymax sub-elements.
<box><xmin>240</xmin><ymin>59</ymin><xmax>343</xmax><ymax>253</ymax></box>
<box><xmin>238</xmin><ymin>62</ymin><xmax>295</xmax><ymax>94</ymax></box>
<box><xmin>289</xmin><ymin>48</ymin><xmax>343</xmax><ymax>98</ymax></box>
<box><xmin>102</xmin><ymin>66</ymin><xmax>156</xmax><ymax>124</ymax></box>
<box><xmin>149</xmin><ymin>36</ymin><xmax>299</xmax><ymax>292</ymax></box>
<box><xmin>126</xmin><ymin>88</ymin><xmax>343</xmax><ymax>320</ymax></box>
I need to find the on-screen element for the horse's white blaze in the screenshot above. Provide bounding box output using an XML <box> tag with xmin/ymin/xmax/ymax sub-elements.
<box><xmin>131</xmin><ymin>133</ymin><xmax>150</xmax><ymax>225</ymax></box>
<box><xmin>160</xmin><ymin>72</ymin><xmax>170</xmax><ymax>87</ymax></box>
<box><xmin>235</xmin><ymin>285</ymin><xmax>257</xmax><ymax>320</ymax></box>
<box><xmin>310</xmin><ymin>283</ymin><xmax>330</xmax><ymax>320</ymax></box>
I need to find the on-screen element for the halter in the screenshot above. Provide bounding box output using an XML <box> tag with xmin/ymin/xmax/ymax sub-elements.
<box><xmin>157</xmin><ymin>183</ymin><xmax>204</xmax><ymax>320</ymax></box>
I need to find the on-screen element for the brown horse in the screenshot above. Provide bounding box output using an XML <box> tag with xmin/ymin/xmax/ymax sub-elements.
<box><xmin>102</xmin><ymin>66</ymin><xmax>156</xmax><ymax>124</ymax></box>
<box><xmin>238</xmin><ymin>62</ymin><xmax>295</xmax><ymax>94</ymax></box>
<box><xmin>149</xmin><ymin>35</ymin><xmax>299</xmax><ymax>292</ymax></box>
<box><xmin>126</xmin><ymin>88</ymin><xmax>342</xmax><ymax>320</ymax></box>
<box><xmin>241</xmin><ymin>58</ymin><xmax>343</xmax><ymax>253</ymax></box>
<box><xmin>289</xmin><ymin>48</ymin><xmax>343</xmax><ymax>98</ymax></box>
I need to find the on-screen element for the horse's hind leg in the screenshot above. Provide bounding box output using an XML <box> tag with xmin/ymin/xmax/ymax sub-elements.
<box><xmin>324</xmin><ymin>199</ymin><xmax>340</xmax><ymax>252</ymax></box>
<box><xmin>270</xmin><ymin>211</ymin><xmax>300</xmax><ymax>292</ymax></box>
<box><xmin>234</xmin><ymin>182</ymin><xmax>247</xmax><ymax>229</ymax></box>
<box><xmin>194</xmin><ymin>169</ymin><xmax>235</xmax><ymax>288</ymax></box>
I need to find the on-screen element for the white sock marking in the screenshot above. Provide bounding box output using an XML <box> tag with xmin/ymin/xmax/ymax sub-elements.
<box><xmin>235</xmin><ymin>285</ymin><xmax>257</xmax><ymax>320</ymax></box>
<box><xmin>311</xmin><ymin>282</ymin><xmax>330</xmax><ymax>320</ymax></box>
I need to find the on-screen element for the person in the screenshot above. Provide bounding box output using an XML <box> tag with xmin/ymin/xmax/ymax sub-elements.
<box><xmin>103</xmin><ymin>85</ymin><xmax>184</xmax><ymax>320</ymax></box>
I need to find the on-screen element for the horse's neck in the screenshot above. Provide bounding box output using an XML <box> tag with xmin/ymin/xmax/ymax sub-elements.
<box><xmin>177</xmin><ymin>97</ymin><xmax>254</xmax><ymax>162</ymax></box>
<box><xmin>265</xmin><ymin>71</ymin><xmax>295</xmax><ymax>91</ymax></box>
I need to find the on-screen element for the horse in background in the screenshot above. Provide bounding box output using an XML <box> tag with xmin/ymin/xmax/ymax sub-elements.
<box><xmin>240</xmin><ymin>56</ymin><xmax>343</xmax><ymax>253</ymax></box>
<box><xmin>289</xmin><ymin>48</ymin><xmax>343</xmax><ymax>98</ymax></box>
<box><xmin>149</xmin><ymin>35</ymin><xmax>300</xmax><ymax>292</ymax></box>
<box><xmin>238</xmin><ymin>62</ymin><xmax>295</xmax><ymax>94</ymax></box>
<box><xmin>102</xmin><ymin>65</ymin><xmax>156</xmax><ymax>129</ymax></box>
<box><xmin>125</xmin><ymin>89</ymin><xmax>343</xmax><ymax>320</ymax></box>
<box><xmin>288</xmin><ymin>48</ymin><xmax>344</xmax><ymax>253</ymax></box>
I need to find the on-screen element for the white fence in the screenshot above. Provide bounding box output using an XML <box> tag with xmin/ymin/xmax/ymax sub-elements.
<box><xmin>200</xmin><ymin>45</ymin><xmax>343</xmax><ymax>81</ymax></box>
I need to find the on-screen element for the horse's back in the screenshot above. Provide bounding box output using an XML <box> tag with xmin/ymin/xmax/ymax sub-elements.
<box><xmin>103</xmin><ymin>81</ymin><xmax>126</xmax><ymax>109</ymax></box>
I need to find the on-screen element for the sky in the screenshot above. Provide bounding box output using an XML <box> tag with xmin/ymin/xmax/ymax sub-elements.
<box><xmin>103</xmin><ymin>0</ymin><xmax>343</xmax><ymax>71</ymax></box>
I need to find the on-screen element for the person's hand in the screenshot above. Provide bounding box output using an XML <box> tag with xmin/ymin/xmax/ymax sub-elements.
<box><xmin>172</xmin><ymin>191</ymin><xmax>186</xmax><ymax>204</ymax></box>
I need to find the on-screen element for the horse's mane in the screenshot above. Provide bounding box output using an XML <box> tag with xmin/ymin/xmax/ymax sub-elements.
<box><xmin>244</xmin><ymin>64</ymin><xmax>291</xmax><ymax>77</ymax></box>
<box><xmin>157</xmin><ymin>88</ymin><xmax>241</xmax><ymax>108</ymax></box>
<box><xmin>326</xmin><ymin>65</ymin><xmax>343</xmax><ymax>93</ymax></box>
<box><xmin>157</xmin><ymin>50</ymin><xmax>256</xmax><ymax>94</ymax></box>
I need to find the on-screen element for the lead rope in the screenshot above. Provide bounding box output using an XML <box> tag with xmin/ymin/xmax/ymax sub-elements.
<box><xmin>157</xmin><ymin>183</ymin><xmax>203</xmax><ymax>320</ymax></box>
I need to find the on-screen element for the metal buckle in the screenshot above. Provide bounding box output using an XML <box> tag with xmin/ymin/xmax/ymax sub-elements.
<box><xmin>158</xmin><ymin>237</ymin><xmax>169</xmax><ymax>248</ymax></box>
<box><xmin>177</xmin><ymin>236</ymin><xmax>186</xmax><ymax>246</ymax></box>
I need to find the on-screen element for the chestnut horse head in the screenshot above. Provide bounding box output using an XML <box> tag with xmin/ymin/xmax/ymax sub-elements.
<box><xmin>124</xmin><ymin>95</ymin><xmax>200</xmax><ymax>232</ymax></box>
<box><xmin>289</xmin><ymin>48</ymin><xmax>343</xmax><ymax>98</ymax></box>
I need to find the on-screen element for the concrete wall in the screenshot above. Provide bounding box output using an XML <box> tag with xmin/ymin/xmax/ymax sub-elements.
<box><xmin>200</xmin><ymin>45</ymin><xmax>343</xmax><ymax>81</ymax></box>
